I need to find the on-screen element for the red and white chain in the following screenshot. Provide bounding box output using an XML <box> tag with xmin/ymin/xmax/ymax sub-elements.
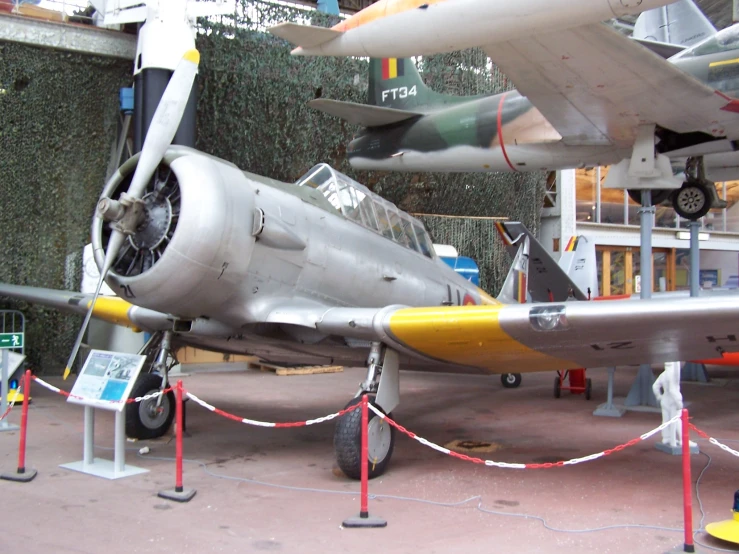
<box><xmin>369</xmin><ymin>404</ymin><xmax>682</xmax><ymax>469</ymax></box>
<box><xmin>690</xmin><ymin>424</ymin><xmax>739</xmax><ymax>458</ymax></box>
<box><xmin>186</xmin><ymin>391</ymin><xmax>360</xmax><ymax>428</ymax></box>
<box><xmin>0</xmin><ymin>379</ymin><xmax>23</xmax><ymax>422</ymax></box>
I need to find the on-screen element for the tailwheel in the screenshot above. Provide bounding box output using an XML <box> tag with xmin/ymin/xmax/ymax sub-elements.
<box><xmin>501</xmin><ymin>373</ymin><xmax>522</xmax><ymax>388</ymax></box>
<box><xmin>334</xmin><ymin>394</ymin><xmax>395</xmax><ymax>480</ymax></box>
<box><xmin>585</xmin><ymin>378</ymin><xmax>593</xmax><ymax>401</ymax></box>
<box><xmin>553</xmin><ymin>375</ymin><xmax>561</xmax><ymax>398</ymax></box>
<box><xmin>125</xmin><ymin>373</ymin><xmax>175</xmax><ymax>440</ymax></box>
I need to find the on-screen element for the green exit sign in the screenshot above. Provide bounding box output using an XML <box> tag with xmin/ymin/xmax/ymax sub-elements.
<box><xmin>0</xmin><ymin>333</ymin><xmax>23</xmax><ymax>349</ymax></box>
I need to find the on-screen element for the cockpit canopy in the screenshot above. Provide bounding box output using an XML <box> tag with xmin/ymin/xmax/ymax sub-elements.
<box><xmin>296</xmin><ymin>163</ymin><xmax>435</xmax><ymax>258</ymax></box>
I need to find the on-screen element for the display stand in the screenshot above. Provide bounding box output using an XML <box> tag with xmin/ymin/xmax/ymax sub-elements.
<box><xmin>60</xmin><ymin>350</ymin><xmax>148</xmax><ymax>480</ymax></box>
<box><xmin>624</xmin><ymin>192</ymin><xmax>658</xmax><ymax>409</ymax></box>
<box><xmin>681</xmin><ymin>221</ymin><xmax>709</xmax><ymax>383</ymax></box>
<box><xmin>593</xmin><ymin>367</ymin><xmax>625</xmax><ymax>417</ymax></box>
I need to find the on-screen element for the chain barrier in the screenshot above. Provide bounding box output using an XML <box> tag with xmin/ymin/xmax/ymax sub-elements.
<box><xmin>186</xmin><ymin>391</ymin><xmax>361</xmax><ymax>428</ymax></box>
<box><xmin>31</xmin><ymin>375</ymin><xmax>171</xmax><ymax>405</ymax></box>
<box><xmin>689</xmin><ymin>423</ymin><xmax>739</xmax><ymax>458</ymax></box>
<box><xmin>368</xmin><ymin>404</ymin><xmax>683</xmax><ymax>469</ymax></box>
<box><xmin>0</xmin><ymin>378</ymin><xmax>23</xmax><ymax>422</ymax></box>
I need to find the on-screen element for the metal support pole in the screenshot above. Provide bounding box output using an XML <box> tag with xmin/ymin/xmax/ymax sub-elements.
<box><xmin>83</xmin><ymin>406</ymin><xmax>94</xmax><ymax>466</ymax></box>
<box><xmin>682</xmin><ymin>221</ymin><xmax>709</xmax><ymax>382</ymax></box>
<box><xmin>593</xmin><ymin>367</ymin><xmax>625</xmax><ymax>417</ymax></box>
<box><xmin>114</xmin><ymin>409</ymin><xmax>125</xmax><ymax>474</ymax></box>
<box><xmin>682</xmin><ymin>409</ymin><xmax>695</xmax><ymax>552</ymax></box>
<box><xmin>0</xmin><ymin>349</ymin><xmax>12</xmax><ymax>431</ymax></box>
<box><xmin>625</xmin><ymin>191</ymin><xmax>658</xmax><ymax>407</ymax></box>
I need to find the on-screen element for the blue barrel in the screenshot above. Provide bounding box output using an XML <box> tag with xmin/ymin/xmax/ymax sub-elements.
<box><xmin>440</xmin><ymin>256</ymin><xmax>480</xmax><ymax>287</ymax></box>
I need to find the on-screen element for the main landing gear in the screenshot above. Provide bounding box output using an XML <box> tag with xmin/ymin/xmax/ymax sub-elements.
<box><xmin>125</xmin><ymin>330</ymin><xmax>177</xmax><ymax>440</ymax></box>
<box><xmin>628</xmin><ymin>156</ymin><xmax>726</xmax><ymax>221</ymax></box>
<box><xmin>334</xmin><ymin>343</ymin><xmax>399</xmax><ymax>479</ymax></box>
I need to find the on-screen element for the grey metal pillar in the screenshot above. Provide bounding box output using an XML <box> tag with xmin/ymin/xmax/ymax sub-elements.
<box><xmin>593</xmin><ymin>367</ymin><xmax>625</xmax><ymax>417</ymax></box>
<box><xmin>83</xmin><ymin>406</ymin><xmax>94</xmax><ymax>465</ymax></box>
<box><xmin>0</xmin><ymin>350</ymin><xmax>19</xmax><ymax>431</ymax></box>
<box><xmin>625</xmin><ymin>191</ymin><xmax>658</xmax><ymax>407</ymax></box>
<box><xmin>114</xmin><ymin>410</ymin><xmax>125</xmax><ymax>474</ymax></box>
<box><xmin>682</xmin><ymin>221</ymin><xmax>709</xmax><ymax>382</ymax></box>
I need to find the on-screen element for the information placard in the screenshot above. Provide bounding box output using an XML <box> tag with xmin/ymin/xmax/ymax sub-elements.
<box><xmin>67</xmin><ymin>350</ymin><xmax>146</xmax><ymax>412</ymax></box>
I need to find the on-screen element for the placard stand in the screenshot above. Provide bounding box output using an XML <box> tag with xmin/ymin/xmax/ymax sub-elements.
<box><xmin>60</xmin><ymin>406</ymin><xmax>148</xmax><ymax>479</ymax></box>
<box><xmin>60</xmin><ymin>350</ymin><xmax>149</xmax><ymax>480</ymax></box>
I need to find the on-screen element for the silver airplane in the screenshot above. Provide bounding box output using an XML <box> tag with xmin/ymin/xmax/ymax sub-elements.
<box><xmin>4</xmin><ymin>50</ymin><xmax>739</xmax><ymax>480</ymax></box>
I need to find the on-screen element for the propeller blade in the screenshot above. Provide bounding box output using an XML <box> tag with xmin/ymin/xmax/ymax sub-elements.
<box><xmin>127</xmin><ymin>48</ymin><xmax>200</xmax><ymax>200</ymax></box>
<box><xmin>63</xmin><ymin>49</ymin><xmax>199</xmax><ymax>379</ymax></box>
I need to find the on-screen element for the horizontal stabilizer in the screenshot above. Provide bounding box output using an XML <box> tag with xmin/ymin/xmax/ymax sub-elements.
<box><xmin>308</xmin><ymin>99</ymin><xmax>423</xmax><ymax>127</ymax></box>
<box><xmin>268</xmin><ymin>23</ymin><xmax>342</xmax><ymax>49</ymax></box>
<box><xmin>630</xmin><ymin>37</ymin><xmax>685</xmax><ymax>59</ymax></box>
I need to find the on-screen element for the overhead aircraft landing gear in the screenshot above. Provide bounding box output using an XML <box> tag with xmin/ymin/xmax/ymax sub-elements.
<box><xmin>669</xmin><ymin>157</ymin><xmax>724</xmax><ymax>220</ymax></box>
<box><xmin>125</xmin><ymin>330</ymin><xmax>177</xmax><ymax>440</ymax></box>
<box><xmin>334</xmin><ymin>343</ymin><xmax>398</xmax><ymax>479</ymax></box>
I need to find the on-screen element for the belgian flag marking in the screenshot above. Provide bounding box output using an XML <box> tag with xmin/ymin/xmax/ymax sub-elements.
<box><xmin>382</xmin><ymin>58</ymin><xmax>405</xmax><ymax>80</ymax></box>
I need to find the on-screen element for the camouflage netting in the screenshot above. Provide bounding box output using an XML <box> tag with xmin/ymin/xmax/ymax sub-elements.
<box><xmin>0</xmin><ymin>42</ymin><xmax>131</xmax><ymax>374</ymax></box>
<box><xmin>1</xmin><ymin>1</ymin><xmax>544</xmax><ymax>374</ymax></box>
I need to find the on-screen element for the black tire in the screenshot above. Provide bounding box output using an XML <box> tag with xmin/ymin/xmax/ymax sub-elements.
<box><xmin>585</xmin><ymin>378</ymin><xmax>592</xmax><ymax>401</ymax></box>
<box><xmin>553</xmin><ymin>376</ymin><xmax>561</xmax><ymax>399</ymax></box>
<box><xmin>672</xmin><ymin>182</ymin><xmax>711</xmax><ymax>220</ymax></box>
<box><xmin>125</xmin><ymin>373</ymin><xmax>175</xmax><ymax>440</ymax></box>
<box><xmin>501</xmin><ymin>373</ymin><xmax>522</xmax><ymax>388</ymax></box>
<box><xmin>334</xmin><ymin>395</ymin><xmax>395</xmax><ymax>480</ymax></box>
<box><xmin>627</xmin><ymin>189</ymin><xmax>671</xmax><ymax>206</ymax></box>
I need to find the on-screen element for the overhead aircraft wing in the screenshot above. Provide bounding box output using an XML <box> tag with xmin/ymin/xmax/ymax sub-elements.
<box><xmin>309</xmin><ymin>99</ymin><xmax>423</xmax><ymax>127</ymax></box>
<box><xmin>316</xmin><ymin>296</ymin><xmax>739</xmax><ymax>372</ymax></box>
<box><xmin>484</xmin><ymin>23</ymin><xmax>739</xmax><ymax>146</ymax></box>
<box><xmin>268</xmin><ymin>23</ymin><xmax>342</xmax><ymax>49</ymax></box>
<box><xmin>0</xmin><ymin>284</ymin><xmax>172</xmax><ymax>332</ymax></box>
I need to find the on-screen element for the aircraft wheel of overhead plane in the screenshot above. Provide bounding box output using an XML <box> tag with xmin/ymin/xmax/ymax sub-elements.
<box><xmin>334</xmin><ymin>394</ymin><xmax>395</xmax><ymax>480</ymax></box>
<box><xmin>501</xmin><ymin>373</ymin><xmax>522</xmax><ymax>388</ymax></box>
<box><xmin>627</xmin><ymin>189</ymin><xmax>671</xmax><ymax>206</ymax></box>
<box><xmin>125</xmin><ymin>373</ymin><xmax>176</xmax><ymax>440</ymax></box>
<box><xmin>585</xmin><ymin>378</ymin><xmax>592</xmax><ymax>401</ymax></box>
<box><xmin>553</xmin><ymin>376</ymin><xmax>561</xmax><ymax>398</ymax></box>
<box><xmin>672</xmin><ymin>181</ymin><xmax>711</xmax><ymax>220</ymax></box>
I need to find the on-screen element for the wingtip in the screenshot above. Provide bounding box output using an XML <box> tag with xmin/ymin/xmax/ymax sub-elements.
<box><xmin>291</xmin><ymin>46</ymin><xmax>306</xmax><ymax>56</ymax></box>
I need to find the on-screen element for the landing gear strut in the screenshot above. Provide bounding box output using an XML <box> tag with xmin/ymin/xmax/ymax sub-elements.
<box><xmin>125</xmin><ymin>330</ymin><xmax>177</xmax><ymax>440</ymax></box>
<box><xmin>670</xmin><ymin>157</ymin><xmax>724</xmax><ymax>221</ymax></box>
<box><xmin>334</xmin><ymin>343</ymin><xmax>398</xmax><ymax>479</ymax></box>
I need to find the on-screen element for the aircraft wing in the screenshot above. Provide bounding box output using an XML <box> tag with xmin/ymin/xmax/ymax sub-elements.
<box><xmin>484</xmin><ymin>23</ymin><xmax>739</xmax><ymax>147</ymax></box>
<box><xmin>0</xmin><ymin>284</ymin><xmax>173</xmax><ymax>332</ymax></box>
<box><xmin>309</xmin><ymin>99</ymin><xmax>423</xmax><ymax>127</ymax></box>
<box><xmin>317</xmin><ymin>296</ymin><xmax>739</xmax><ymax>372</ymax></box>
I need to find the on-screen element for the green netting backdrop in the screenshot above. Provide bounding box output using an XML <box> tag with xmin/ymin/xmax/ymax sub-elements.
<box><xmin>1</xmin><ymin>2</ymin><xmax>544</xmax><ymax>373</ymax></box>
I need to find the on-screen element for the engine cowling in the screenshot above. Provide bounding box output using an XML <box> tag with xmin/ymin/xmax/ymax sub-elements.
<box><xmin>92</xmin><ymin>147</ymin><xmax>256</xmax><ymax>320</ymax></box>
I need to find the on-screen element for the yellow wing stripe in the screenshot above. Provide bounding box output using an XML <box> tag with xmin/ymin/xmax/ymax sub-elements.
<box><xmin>387</xmin><ymin>305</ymin><xmax>576</xmax><ymax>372</ymax></box>
<box><xmin>709</xmin><ymin>58</ymin><xmax>739</xmax><ymax>68</ymax></box>
<box><xmin>86</xmin><ymin>297</ymin><xmax>141</xmax><ymax>331</ymax></box>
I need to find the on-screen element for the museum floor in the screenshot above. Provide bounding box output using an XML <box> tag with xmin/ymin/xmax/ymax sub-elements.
<box><xmin>2</xmin><ymin>364</ymin><xmax>739</xmax><ymax>554</ymax></box>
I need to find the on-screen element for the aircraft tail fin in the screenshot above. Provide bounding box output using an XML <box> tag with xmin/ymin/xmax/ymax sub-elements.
<box><xmin>632</xmin><ymin>0</ymin><xmax>716</xmax><ymax>57</ymax></box>
<box><xmin>558</xmin><ymin>235</ymin><xmax>599</xmax><ymax>300</ymax></box>
<box><xmin>496</xmin><ymin>230</ymin><xmax>530</xmax><ymax>304</ymax></box>
<box><xmin>368</xmin><ymin>58</ymin><xmax>467</xmax><ymax>111</ymax></box>
<box><xmin>495</xmin><ymin>222</ymin><xmax>594</xmax><ymax>303</ymax></box>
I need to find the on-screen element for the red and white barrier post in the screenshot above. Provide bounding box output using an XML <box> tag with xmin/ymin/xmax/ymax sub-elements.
<box><xmin>1</xmin><ymin>369</ymin><xmax>37</xmax><ymax>482</ymax></box>
<box><xmin>343</xmin><ymin>395</ymin><xmax>387</xmax><ymax>528</ymax></box>
<box><xmin>681</xmin><ymin>409</ymin><xmax>695</xmax><ymax>553</ymax></box>
<box><xmin>158</xmin><ymin>380</ymin><xmax>196</xmax><ymax>502</ymax></box>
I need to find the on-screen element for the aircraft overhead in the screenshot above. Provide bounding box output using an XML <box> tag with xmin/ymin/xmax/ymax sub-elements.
<box><xmin>275</xmin><ymin>0</ymin><xmax>739</xmax><ymax>221</ymax></box>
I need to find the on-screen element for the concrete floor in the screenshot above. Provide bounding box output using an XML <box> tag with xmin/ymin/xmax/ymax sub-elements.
<box><xmin>2</xmin><ymin>365</ymin><xmax>739</xmax><ymax>554</ymax></box>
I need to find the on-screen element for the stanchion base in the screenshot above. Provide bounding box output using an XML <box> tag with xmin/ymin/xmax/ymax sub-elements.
<box><xmin>342</xmin><ymin>514</ymin><xmax>387</xmax><ymax>528</ymax></box>
<box><xmin>0</xmin><ymin>468</ymin><xmax>37</xmax><ymax>482</ymax></box>
<box><xmin>61</xmin><ymin>458</ymin><xmax>149</xmax><ymax>480</ymax></box>
<box><xmin>593</xmin><ymin>403</ymin><xmax>626</xmax><ymax>417</ymax></box>
<box><xmin>655</xmin><ymin>442</ymin><xmax>700</xmax><ymax>455</ymax></box>
<box><xmin>158</xmin><ymin>488</ymin><xmax>196</xmax><ymax>502</ymax></box>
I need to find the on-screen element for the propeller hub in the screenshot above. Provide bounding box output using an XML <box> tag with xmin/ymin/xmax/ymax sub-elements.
<box><xmin>130</xmin><ymin>191</ymin><xmax>173</xmax><ymax>251</ymax></box>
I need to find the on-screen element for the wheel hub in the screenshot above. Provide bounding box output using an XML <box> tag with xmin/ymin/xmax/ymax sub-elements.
<box><xmin>367</xmin><ymin>417</ymin><xmax>392</xmax><ymax>463</ymax></box>
<box><xmin>676</xmin><ymin>187</ymin><xmax>706</xmax><ymax>215</ymax></box>
<box><xmin>139</xmin><ymin>395</ymin><xmax>170</xmax><ymax>430</ymax></box>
